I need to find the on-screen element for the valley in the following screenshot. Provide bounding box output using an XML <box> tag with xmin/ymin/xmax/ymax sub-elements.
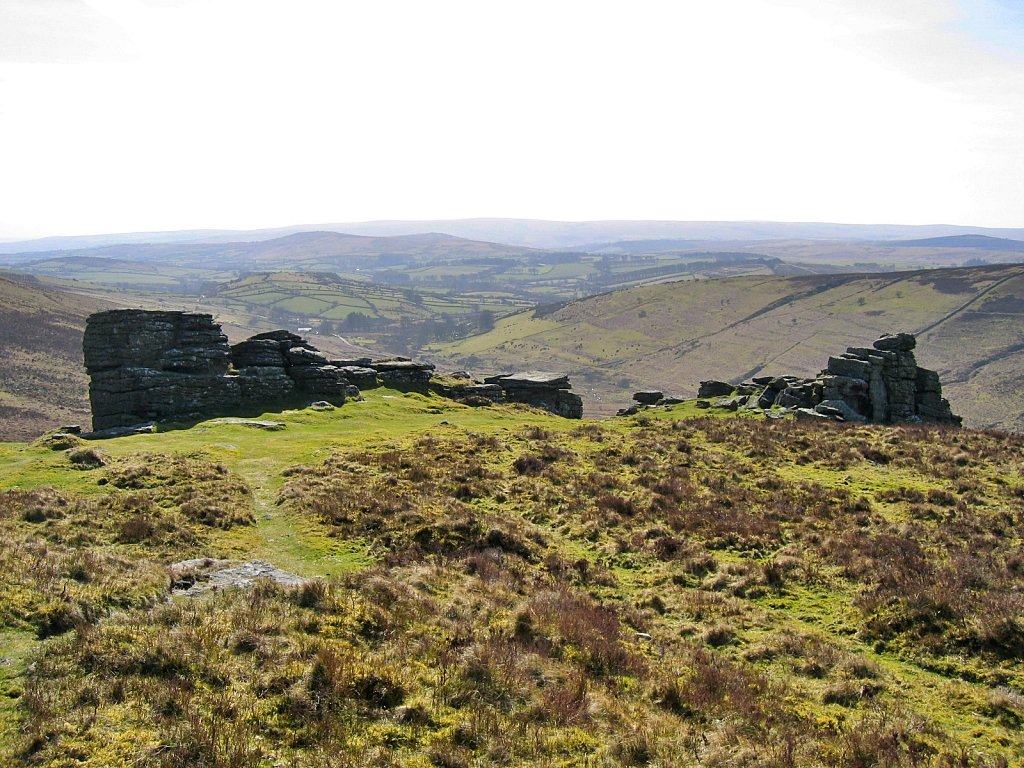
<box><xmin>2</xmin><ymin>224</ymin><xmax>1024</xmax><ymax>438</ymax></box>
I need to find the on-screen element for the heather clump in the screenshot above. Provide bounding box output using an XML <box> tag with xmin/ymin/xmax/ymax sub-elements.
<box><xmin>2</xmin><ymin>396</ymin><xmax>1022</xmax><ymax>766</ymax></box>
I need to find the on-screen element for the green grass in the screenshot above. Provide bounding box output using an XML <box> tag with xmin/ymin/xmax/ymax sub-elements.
<box><xmin>1</xmin><ymin>391</ymin><xmax>1023</xmax><ymax>766</ymax></box>
<box><xmin>0</xmin><ymin>630</ymin><xmax>34</xmax><ymax>759</ymax></box>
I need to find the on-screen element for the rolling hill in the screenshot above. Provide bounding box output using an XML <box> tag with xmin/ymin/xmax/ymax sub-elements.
<box><xmin>5</xmin><ymin>231</ymin><xmax>858</xmax><ymax>304</ymax></box>
<box><xmin>0</xmin><ymin>275</ymin><xmax>113</xmax><ymax>441</ymax></box>
<box><xmin>886</xmin><ymin>234</ymin><xmax>1024</xmax><ymax>252</ymax></box>
<box><xmin>7</xmin><ymin>218</ymin><xmax>1024</xmax><ymax>254</ymax></box>
<box><xmin>434</xmin><ymin>263</ymin><xmax>1024</xmax><ymax>431</ymax></box>
<box><xmin>0</xmin><ymin>231</ymin><xmax>540</xmax><ymax>269</ymax></box>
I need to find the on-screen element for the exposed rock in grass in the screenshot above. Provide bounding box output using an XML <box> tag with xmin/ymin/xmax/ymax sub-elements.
<box><xmin>208</xmin><ymin>418</ymin><xmax>286</xmax><ymax>430</ymax></box>
<box><xmin>169</xmin><ymin>558</ymin><xmax>309</xmax><ymax>596</ymax></box>
<box><xmin>633</xmin><ymin>390</ymin><xmax>663</xmax><ymax>405</ymax></box>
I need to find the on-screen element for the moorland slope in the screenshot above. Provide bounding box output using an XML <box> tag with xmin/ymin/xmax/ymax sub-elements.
<box><xmin>435</xmin><ymin>263</ymin><xmax>1024</xmax><ymax>430</ymax></box>
<box><xmin>0</xmin><ymin>391</ymin><xmax>1022</xmax><ymax>767</ymax></box>
<box><xmin>0</xmin><ymin>275</ymin><xmax>112</xmax><ymax>440</ymax></box>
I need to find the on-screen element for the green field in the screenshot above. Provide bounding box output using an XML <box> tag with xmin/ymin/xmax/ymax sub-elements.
<box><xmin>214</xmin><ymin>272</ymin><xmax>526</xmax><ymax>323</ymax></box>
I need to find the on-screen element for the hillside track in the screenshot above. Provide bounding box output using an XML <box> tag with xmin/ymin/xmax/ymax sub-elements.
<box><xmin>916</xmin><ymin>265</ymin><xmax>1024</xmax><ymax>337</ymax></box>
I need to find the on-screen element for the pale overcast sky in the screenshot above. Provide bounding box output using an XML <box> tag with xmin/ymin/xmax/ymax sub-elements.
<box><xmin>1</xmin><ymin>0</ymin><xmax>1022</xmax><ymax>238</ymax></box>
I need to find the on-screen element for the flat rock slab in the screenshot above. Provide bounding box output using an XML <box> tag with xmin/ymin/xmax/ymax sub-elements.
<box><xmin>491</xmin><ymin>371</ymin><xmax>571</xmax><ymax>389</ymax></box>
<box><xmin>82</xmin><ymin>422</ymin><xmax>156</xmax><ymax>440</ymax></box>
<box><xmin>170</xmin><ymin>558</ymin><xmax>309</xmax><ymax>597</ymax></box>
<box><xmin>209</xmin><ymin>419</ymin><xmax>286</xmax><ymax>430</ymax></box>
<box><xmin>372</xmin><ymin>359</ymin><xmax>436</xmax><ymax>372</ymax></box>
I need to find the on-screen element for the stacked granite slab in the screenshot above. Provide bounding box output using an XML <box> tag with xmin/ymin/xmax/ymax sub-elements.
<box><xmin>429</xmin><ymin>377</ymin><xmax>504</xmax><ymax>404</ymax></box>
<box><xmin>753</xmin><ymin>332</ymin><xmax>960</xmax><ymax>425</ymax></box>
<box><xmin>84</xmin><ymin>311</ymin><xmax>350</xmax><ymax>430</ymax></box>
<box><xmin>229</xmin><ymin>332</ymin><xmax>300</xmax><ymax>403</ymax></box>
<box><xmin>84</xmin><ymin>310</ymin><xmax>240</xmax><ymax>430</ymax></box>
<box><xmin>232</xmin><ymin>330</ymin><xmax>349</xmax><ymax>399</ymax></box>
<box><xmin>371</xmin><ymin>358</ymin><xmax>436</xmax><ymax>391</ymax></box>
<box><xmin>484</xmin><ymin>371</ymin><xmax>583</xmax><ymax>419</ymax></box>
<box><xmin>329</xmin><ymin>358</ymin><xmax>380</xmax><ymax>390</ymax></box>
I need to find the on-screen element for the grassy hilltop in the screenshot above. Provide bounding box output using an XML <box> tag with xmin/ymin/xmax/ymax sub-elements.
<box><xmin>435</xmin><ymin>263</ymin><xmax>1024</xmax><ymax>430</ymax></box>
<box><xmin>0</xmin><ymin>390</ymin><xmax>1022</xmax><ymax>767</ymax></box>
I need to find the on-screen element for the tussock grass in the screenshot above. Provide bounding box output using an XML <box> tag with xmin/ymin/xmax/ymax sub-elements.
<box><xmin>1</xmin><ymin>395</ymin><xmax>1023</xmax><ymax>765</ymax></box>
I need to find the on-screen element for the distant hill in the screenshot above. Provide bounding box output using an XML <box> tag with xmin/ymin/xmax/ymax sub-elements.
<box><xmin>0</xmin><ymin>227</ymin><xmax>245</xmax><ymax>254</ymax></box>
<box><xmin>6</xmin><ymin>219</ymin><xmax>1024</xmax><ymax>253</ymax></box>
<box><xmin>0</xmin><ymin>231</ymin><xmax>539</xmax><ymax>267</ymax></box>
<box><xmin>0</xmin><ymin>274</ymin><xmax>113</xmax><ymax>440</ymax></box>
<box><xmin>887</xmin><ymin>234</ymin><xmax>1024</xmax><ymax>251</ymax></box>
<box><xmin>435</xmin><ymin>263</ymin><xmax>1024</xmax><ymax>431</ymax></box>
<box><xmin>4</xmin><ymin>231</ymin><xmax>850</xmax><ymax>303</ymax></box>
<box><xmin>335</xmin><ymin>219</ymin><xmax>1024</xmax><ymax>249</ymax></box>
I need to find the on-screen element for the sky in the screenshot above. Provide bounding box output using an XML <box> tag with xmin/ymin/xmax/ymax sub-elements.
<box><xmin>1</xmin><ymin>0</ymin><xmax>1023</xmax><ymax>239</ymax></box>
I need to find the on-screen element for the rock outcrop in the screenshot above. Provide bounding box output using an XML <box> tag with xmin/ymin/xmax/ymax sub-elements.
<box><xmin>371</xmin><ymin>359</ymin><xmax>436</xmax><ymax>391</ymax></box>
<box><xmin>633</xmin><ymin>390</ymin><xmax>664</xmax><ymax>406</ymax></box>
<box><xmin>483</xmin><ymin>371</ymin><xmax>584</xmax><ymax>418</ymax></box>
<box><xmin>84</xmin><ymin>310</ymin><xmax>350</xmax><ymax>430</ymax></box>
<box><xmin>230</xmin><ymin>329</ymin><xmax>351</xmax><ymax>402</ymax></box>
<box><xmin>84</xmin><ymin>310</ymin><xmax>587</xmax><ymax>429</ymax></box>
<box><xmin>697</xmin><ymin>380</ymin><xmax>735</xmax><ymax>399</ymax></box>
<box><xmin>699</xmin><ymin>332</ymin><xmax>961</xmax><ymax>426</ymax></box>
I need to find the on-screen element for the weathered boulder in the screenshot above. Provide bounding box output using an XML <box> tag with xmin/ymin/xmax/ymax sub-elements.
<box><xmin>828</xmin><ymin>356</ymin><xmax>872</xmax><ymax>381</ymax></box>
<box><xmin>230</xmin><ymin>339</ymin><xmax>285</xmax><ymax>367</ymax></box>
<box><xmin>84</xmin><ymin>310</ymin><xmax>230</xmax><ymax>374</ymax></box>
<box><xmin>814</xmin><ymin>399</ymin><xmax>867</xmax><ymax>422</ymax></box>
<box><xmin>633</xmin><ymin>390</ymin><xmax>664</xmax><ymax>406</ymax></box>
<box><xmin>430</xmin><ymin>379</ymin><xmax>504</xmax><ymax>404</ymax></box>
<box><xmin>287</xmin><ymin>364</ymin><xmax>349</xmax><ymax>396</ymax></box>
<box><xmin>712</xmin><ymin>396</ymin><xmax>746</xmax><ymax>411</ymax></box>
<box><xmin>795</xmin><ymin>408</ymin><xmax>832</xmax><ymax>422</ymax></box>
<box><xmin>85</xmin><ymin>311</ymin><xmax>238</xmax><ymax>430</ymax></box>
<box><xmin>776</xmin><ymin>383</ymin><xmax>817</xmax><ymax>409</ymax></box>
<box><xmin>873</xmin><ymin>332</ymin><xmax>916</xmax><ymax>352</ymax></box>
<box><xmin>335</xmin><ymin>365</ymin><xmax>380</xmax><ymax>390</ymax></box>
<box><xmin>488</xmin><ymin>371</ymin><xmax>571</xmax><ymax>389</ymax></box>
<box><xmin>698</xmin><ymin>380</ymin><xmax>734</xmax><ymax>398</ymax></box>
<box><xmin>331</xmin><ymin>356</ymin><xmax>373</xmax><ymax>368</ymax></box>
